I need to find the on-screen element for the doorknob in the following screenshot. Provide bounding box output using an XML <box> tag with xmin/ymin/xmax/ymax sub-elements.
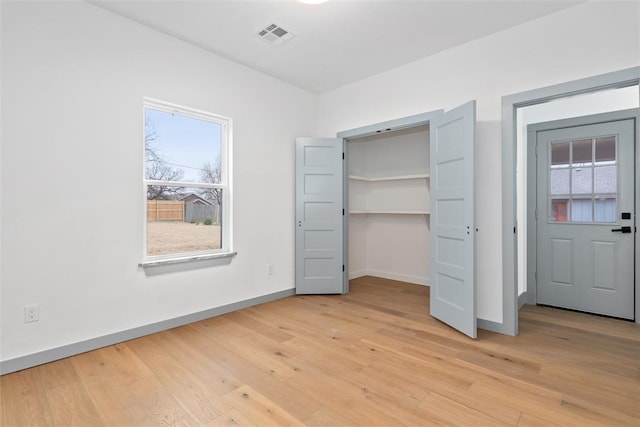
<box><xmin>611</xmin><ymin>226</ymin><xmax>632</xmax><ymax>233</ymax></box>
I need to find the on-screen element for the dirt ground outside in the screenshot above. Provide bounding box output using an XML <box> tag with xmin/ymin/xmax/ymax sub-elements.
<box><xmin>147</xmin><ymin>221</ymin><xmax>221</xmax><ymax>256</ymax></box>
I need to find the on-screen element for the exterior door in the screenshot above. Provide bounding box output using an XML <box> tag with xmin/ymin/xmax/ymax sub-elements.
<box><xmin>295</xmin><ymin>137</ymin><xmax>344</xmax><ymax>294</ymax></box>
<box><xmin>430</xmin><ymin>101</ymin><xmax>477</xmax><ymax>338</ymax></box>
<box><xmin>535</xmin><ymin>118</ymin><xmax>635</xmax><ymax>319</ymax></box>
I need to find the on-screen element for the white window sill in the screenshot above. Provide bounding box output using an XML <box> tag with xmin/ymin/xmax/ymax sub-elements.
<box><xmin>139</xmin><ymin>251</ymin><xmax>237</xmax><ymax>268</ymax></box>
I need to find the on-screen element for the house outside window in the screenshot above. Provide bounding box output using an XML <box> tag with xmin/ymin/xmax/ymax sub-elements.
<box><xmin>143</xmin><ymin>99</ymin><xmax>232</xmax><ymax>261</ymax></box>
<box><xmin>548</xmin><ymin>136</ymin><xmax>616</xmax><ymax>223</ymax></box>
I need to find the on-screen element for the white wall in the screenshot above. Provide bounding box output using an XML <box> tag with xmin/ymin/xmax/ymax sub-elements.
<box><xmin>0</xmin><ymin>2</ymin><xmax>3</xmax><ymax>356</ymax></box>
<box><xmin>316</xmin><ymin>1</ymin><xmax>640</xmax><ymax>323</ymax></box>
<box><xmin>0</xmin><ymin>1</ymin><xmax>316</xmax><ymax>362</ymax></box>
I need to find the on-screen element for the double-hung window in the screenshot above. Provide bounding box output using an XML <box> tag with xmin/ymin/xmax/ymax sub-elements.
<box><xmin>143</xmin><ymin>99</ymin><xmax>232</xmax><ymax>262</ymax></box>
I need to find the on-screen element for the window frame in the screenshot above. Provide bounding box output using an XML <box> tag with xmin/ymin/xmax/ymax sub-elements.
<box><xmin>141</xmin><ymin>98</ymin><xmax>233</xmax><ymax>264</ymax></box>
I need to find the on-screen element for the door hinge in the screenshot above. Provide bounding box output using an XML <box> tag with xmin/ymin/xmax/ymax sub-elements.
<box><xmin>514</xmin><ymin>226</ymin><xmax>517</xmax><ymax>234</ymax></box>
<box><xmin>342</xmin><ymin>209</ymin><xmax>345</xmax><ymax>215</ymax></box>
<box><xmin>535</xmin><ymin>208</ymin><xmax>538</xmax><ymax>220</ymax></box>
<box><xmin>535</xmin><ymin>143</ymin><xmax>538</xmax><ymax>156</ymax></box>
<box><xmin>342</xmin><ymin>265</ymin><xmax>345</xmax><ymax>272</ymax></box>
<box><xmin>535</xmin><ymin>271</ymin><xmax>537</xmax><ymax>282</ymax></box>
<box><xmin>342</xmin><ymin>153</ymin><xmax>345</xmax><ymax>160</ymax></box>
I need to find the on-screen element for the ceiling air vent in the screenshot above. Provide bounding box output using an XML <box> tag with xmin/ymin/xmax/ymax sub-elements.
<box><xmin>257</xmin><ymin>23</ymin><xmax>294</xmax><ymax>46</ymax></box>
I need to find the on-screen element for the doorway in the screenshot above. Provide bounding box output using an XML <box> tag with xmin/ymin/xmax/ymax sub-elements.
<box><xmin>502</xmin><ymin>66</ymin><xmax>640</xmax><ymax>335</ymax></box>
<box><xmin>530</xmin><ymin>113</ymin><xmax>636</xmax><ymax>319</ymax></box>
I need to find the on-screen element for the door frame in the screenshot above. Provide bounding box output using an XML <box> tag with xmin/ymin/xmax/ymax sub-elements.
<box><xmin>526</xmin><ymin>110</ymin><xmax>639</xmax><ymax>314</ymax></box>
<box><xmin>336</xmin><ymin>109</ymin><xmax>444</xmax><ymax>294</ymax></box>
<box><xmin>502</xmin><ymin>66</ymin><xmax>640</xmax><ymax>335</ymax></box>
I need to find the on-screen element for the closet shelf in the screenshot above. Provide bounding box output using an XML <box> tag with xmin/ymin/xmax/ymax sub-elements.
<box><xmin>349</xmin><ymin>210</ymin><xmax>430</xmax><ymax>215</ymax></box>
<box><xmin>348</xmin><ymin>174</ymin><xmax>429</xmax><ymax>182</ymax></box>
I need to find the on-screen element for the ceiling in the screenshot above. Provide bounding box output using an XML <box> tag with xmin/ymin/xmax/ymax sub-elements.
<box><xmin>91</xmin><ymin>0</ymin><xmax>584</xmax><ymax>93</ymax></box>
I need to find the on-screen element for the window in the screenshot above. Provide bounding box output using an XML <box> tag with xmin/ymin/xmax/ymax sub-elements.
<box><xmin>548</xmin><ymin>135</ymin><xmax>617</xmax><ymax>223</ymax></box>
<box><xmin>143</xmin><ymin>99</ymin><xmax>232</xmax><ymax>261</ymax></box>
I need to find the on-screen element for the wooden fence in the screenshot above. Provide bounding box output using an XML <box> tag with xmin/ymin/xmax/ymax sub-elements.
<box><xmin>147</xmin><ymin>200</ymin><xmax>184</xmax><ymax>221</ymax></box>
<box><xmin>185</xmin><ymin>203</ymin><xmax>218</xmax><ymax>224</ymax></box>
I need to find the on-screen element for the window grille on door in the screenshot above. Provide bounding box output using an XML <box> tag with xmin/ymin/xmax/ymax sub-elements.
<box><xmin>548</xmin><ymin>135</ymin><xmax>617</xmax><ymax>223</ymax></box>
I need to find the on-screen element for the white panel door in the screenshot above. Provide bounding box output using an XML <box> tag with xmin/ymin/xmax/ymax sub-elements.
<box><xmin>536</xmin><ymin>119</ymin><xmax>635</xmax><ymax>319</ymax></box>
<box><xmin>429</xmin><ymin>101</ymin><xmax>477</xmax><ymax>338</ymax></box>
<box><xmin>295</xmin><ymin>137</ymin><xmax>344</xmax><ymax>294</ymax></box>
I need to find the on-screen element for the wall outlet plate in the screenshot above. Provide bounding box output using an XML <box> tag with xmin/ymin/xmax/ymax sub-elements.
<box><xmin>24</xmin><ymin>304</ymin><xmax>39</xmax><ymax>323</ymax></box>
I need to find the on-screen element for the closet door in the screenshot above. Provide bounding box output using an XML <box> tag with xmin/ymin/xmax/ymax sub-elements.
<box><xmin>295</xmin><ymin>137</ymin><xmax>344</xmax><ymax>294</ymax></box>
<box><xmin>430</xmin><ymin>101</ymin><xmax>477</xmax><ymax>338</ymax></box>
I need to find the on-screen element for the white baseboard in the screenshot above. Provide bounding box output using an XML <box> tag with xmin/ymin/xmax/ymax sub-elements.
<box><xmin>349</xmin><ymin>270</ymin><xmax>367</xmax><ymax>280</ymax></box>
<box><xmin>357</xmin><ymin>269</ymin><xmax>429</xmax><ymax>286</ymax></box>
<box><xmin>518</xmin><ymin>292</ymin><xmax>528</xmax><ymax>308</ymax></box>
<box><xmin>477</xmin><ymin>318</ymin><xmax>511</xmax><ymax>334</ymax></box>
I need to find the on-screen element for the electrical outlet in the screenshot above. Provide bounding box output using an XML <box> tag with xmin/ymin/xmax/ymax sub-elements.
<box><xmin>24</xmin><ymin>304</ymin><xmax>39</xmax><ymax>323</ymax></box>
<box><xmin>267</xmin><ymin>264</ymin><xmax>274</xmax><ymax>276</ymax></box>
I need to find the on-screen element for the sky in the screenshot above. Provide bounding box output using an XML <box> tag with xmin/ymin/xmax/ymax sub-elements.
<box><xmin>145</xmin><ymin>108</ymin><xmax>221</xmax><ymax>182</ymax></box>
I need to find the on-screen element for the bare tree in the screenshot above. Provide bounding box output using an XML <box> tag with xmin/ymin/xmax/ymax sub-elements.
<box><xmin>145</xmin><ymin>117</ymin><xmax>160</xmax><ymax>163</ymax></box>
<box><xmin>146</xmin><ymin>163</ymin><xmax>185</xmax><ymax>199</ymax></box>
<box><xmin>145</xmin><ymin>118</ymin><xmax>184</xmax><ymax>199</ymax></box>
<box><xmin>199</xmin><ymin>161</ymin><xmax>222</xmax><ymax>207</ymax></box>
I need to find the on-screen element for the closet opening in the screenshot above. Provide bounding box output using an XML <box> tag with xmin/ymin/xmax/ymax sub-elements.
<box><xmin>297</xmin><ymin>103</ymin><xmax>476</xmax><ymax>337</ymax></box>
<box><xmin>344</xmin><ymin>125</ymin><xmax>431</xmax><ymax>291</ymax></box>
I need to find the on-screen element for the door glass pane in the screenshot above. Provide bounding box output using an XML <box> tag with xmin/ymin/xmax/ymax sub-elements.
<box><xmin>595</xmin><ymin>136</ymin><xmax>616</xmax><ymax>163</ymax></box>
<box><xmin>572</xmin><ymin>139</ymin><xmax>592</xmax><ymax>165</ymax></box>
<box><xmin>551</xmin><ymin>199</ymin><xmax>569</xmax><ymax>222</ymax></box>
<box><xmin>550</xmin><ymin>169</ymin><xmax>570</xmax><ymax>194</ymax></box>
<box><xmin>594</xmin><ymin>165</ymin><xmax>616</xmax><ymax>194</ymax></box>
<box><xmin>594</xmin><ymin>198</ymin><xmax>616</xmax><ymax>222</ymax></box>
<box><xmin>571</xmin><ymin>198</ymin><xmax>593</xmax><ymax>222</ymax></box>
<box><xmin>548</xmin><ymin>134</ymin><xmax>620</xmax><ymax>224</ymax></box>
<box><xmin>551</xmin><ymin>141</ymin><xmax>570</xmax><ymax>166</ymax></box>
<box><xmin>571</xmin><ymin>167</ymin><xmax>592</xmax><ymax>194</ymax></box>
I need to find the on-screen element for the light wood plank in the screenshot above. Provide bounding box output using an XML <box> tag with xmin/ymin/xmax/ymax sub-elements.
<box><xmin>45</xmin><ymin>381</ymin><xmax>104</xmax><ymax>426</ymax></box>
<box><xmin>221</xmin><ymin>385</ymin><xmax>304</xmax><ymax>427</ymax></box>
<box><xmin>71</xmin><ymin>344</ymin><xmax>198</xmax><ymax>426</ymax></box>
<box><xmin>302</xmin><ymin>406</ymin><xmax>357</xmax><ymax>427</ymax></box>
<box><xmin>125</xmin><ymin>336</ymin><xmax>229</xmax><ymax>424</ymax></box>
<box><xmin>206</xmin><ymin>408</ymin><xmax>258</xmax><ymax>427</ymax></box>
<box><xmin>420</xmin><ymin>391</ymin><xmax>515</xmax><ymax>426</ymax></box>
<box><xmin>0</xmin><ymin>368</ymin><xmax>55</xmax><ymax>426</ymax></box>
<box><xmin>2</xmin><ymin>276</ymin><xmax>639</xmax><ymax>426</ymax></box>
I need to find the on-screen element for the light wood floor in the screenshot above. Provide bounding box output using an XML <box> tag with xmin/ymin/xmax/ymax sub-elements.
<box><xmin>2</xmin><ymin>276</ymin><xmax>639</xmax><ymax>426</ymax></box>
